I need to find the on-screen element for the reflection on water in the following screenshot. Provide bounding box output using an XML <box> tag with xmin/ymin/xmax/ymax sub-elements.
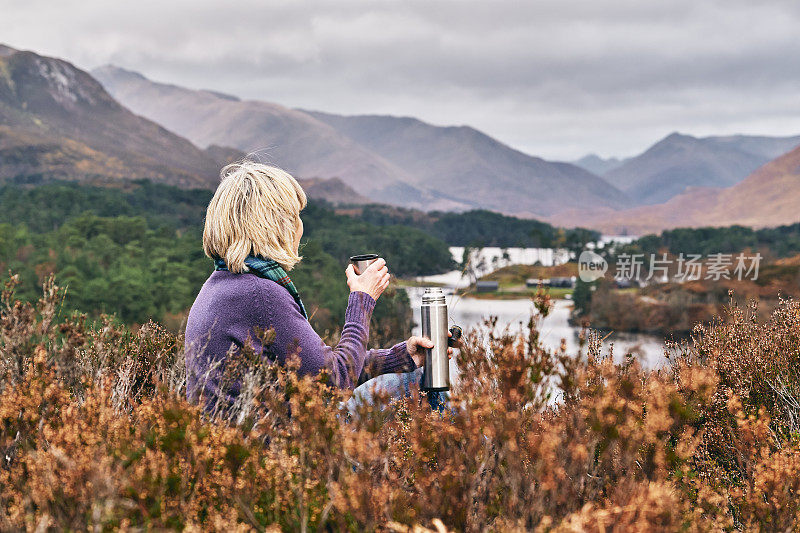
<box><xmin>404</xmin><ymin>286</ymin><xmax>669</xmax><ymax>369</ymax></box>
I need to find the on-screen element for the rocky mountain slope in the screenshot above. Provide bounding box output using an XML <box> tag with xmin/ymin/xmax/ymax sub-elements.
<box><xmin>0</xmin><ymin>45</ymin><xmax>219</xmax><ymax>187</ymax></box>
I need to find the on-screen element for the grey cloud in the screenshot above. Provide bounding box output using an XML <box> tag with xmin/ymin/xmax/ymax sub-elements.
<box><xmin>1</xmin><ymin>0</ymin><xmax>799</xmax><ymax>159</ymax></box>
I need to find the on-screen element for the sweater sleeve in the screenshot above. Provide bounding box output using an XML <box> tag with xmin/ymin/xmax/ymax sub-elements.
<box><xmin>259</xmin><ymin>281</ymin><xmax>377</xmax><ymax>390</ymax></box>
<box><xmin>357</xmin><ymin>342</ymin><xmax>417</xmax><ymax>386</ymax></box>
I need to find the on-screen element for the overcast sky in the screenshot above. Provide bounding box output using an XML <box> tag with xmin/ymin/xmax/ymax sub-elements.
<box><xmin>2</xmin><ymin>0</ymin><xmax>799</xmax><ymax>160</ymax></box>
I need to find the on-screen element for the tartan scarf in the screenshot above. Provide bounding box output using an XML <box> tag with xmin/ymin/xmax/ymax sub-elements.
<box><xmin>214</xmin><ymin>255</ymin><xmax>308</xmax><ymax>320</ymax></box>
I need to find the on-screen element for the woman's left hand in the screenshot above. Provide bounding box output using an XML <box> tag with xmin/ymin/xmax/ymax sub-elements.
<box><xmin>406</xmin><ymin>331</ymin><xmax>457</xmax><ymax>367</ymax></box>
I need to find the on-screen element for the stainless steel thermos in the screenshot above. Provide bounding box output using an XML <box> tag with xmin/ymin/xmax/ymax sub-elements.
<box><xmin>420</xmin><ymin>288</ymin><xmax>461</xmax><ymax>392</ymax></box>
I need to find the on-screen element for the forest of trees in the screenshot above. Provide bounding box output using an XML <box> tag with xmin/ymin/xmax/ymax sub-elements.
<box><xmin>354</xmin><ymin>205</ymin><xmax>600</xmax><ymax>250</ymax></box>
<box><xmin>0</xmin><ymin>181</ymin><xmax>454</xmax><ymax>339</ymax></box>
<box><xmin>621</xmin><ymin>224</ymin><xmax>800</xmax><ymax>259</ymax></box>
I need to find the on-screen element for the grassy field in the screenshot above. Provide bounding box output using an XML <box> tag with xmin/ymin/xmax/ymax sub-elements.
<box><xmin>465</xmin><ymin>286</ymin><xmax>573</xmax><ymax>300</ymax></box>
<box><xmin>479</xmin><ymin>262</ymin><xmax>579</xmax><ymax>284</ymax></box>
<box><xmin>466</xmin><ymin>263</ymin><xmax>579</xmax><ymax>299</ymax></box>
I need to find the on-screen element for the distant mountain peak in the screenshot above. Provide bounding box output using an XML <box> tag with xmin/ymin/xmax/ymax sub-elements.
<box><xmin>664</xmin><ymin>131</ymin><xmax>691</xmax><ymax>140</ymax></box>
<box><xmin>655</xmin><ymin>131</ymin><xmax>697</xmax><ymax>147</ymax></box>
<box><xmin>92</xmin><ymin>64</ymin><xmax>146</xmax><ymax>82</ymax></box>
<box><xmin>554</xmin><ymin>142</ymin><xmax>800</xmax><ymax>233</ymax></box>
<box><xmin>200</xmin><ymin>89</ymin><xmax>240</xmax><ymax>102</ymax></box>
<box><xmin>92</xmin><ymin>66</ymin><xmax>240</xmax><ymax>104</ymax></box>
<box><xmin>0</xmin><ymin>43</ymin><xmax>17</xmax><ymax>57</ymax></box>
<box><xmin>91</xmin><ymin>66</ymin><xmax>427</xmax><ymax>204</ymax></box>
<box><xmin>1</xmin><ymin>49</ymin><xmax>119</xmax><ymax>114</ymax></box>
<box><xmin>571</xmin><ymin>153</ymin><xmax>624</xmax><ymax>175</ymax></box>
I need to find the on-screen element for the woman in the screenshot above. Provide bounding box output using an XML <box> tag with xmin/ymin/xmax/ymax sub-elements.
<box><xmin>184</xmin><ymin>161</ymin><xmax>447</xmax><ymax>414</ymax></box>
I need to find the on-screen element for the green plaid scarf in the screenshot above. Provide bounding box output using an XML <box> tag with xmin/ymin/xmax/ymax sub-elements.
<box><xmin>214</xmin><ymin>255</ymin><xmax>308</xmax><ymax>320</ymax></box>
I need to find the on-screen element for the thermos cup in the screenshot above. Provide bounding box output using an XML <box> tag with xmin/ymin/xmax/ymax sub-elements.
<box><xmin>420</xmin><ymin>287</ymin><xmax>462</xmax><ymax>392</ymax></box>
<box><xmin>350</xmin><ymin>253</ymin><xmax>379</xmax><ymax>275</ymax></box>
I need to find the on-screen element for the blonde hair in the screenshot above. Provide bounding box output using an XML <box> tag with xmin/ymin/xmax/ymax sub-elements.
<box><xmin>203</xmin><ymin>160</ymin><xmax>307</xmax><ymax>272</ymax></box>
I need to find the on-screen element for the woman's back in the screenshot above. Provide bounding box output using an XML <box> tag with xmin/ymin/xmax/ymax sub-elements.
<box><xmin>185</xmin><ymin>270</ymin><xmax>277</xmax><ymax>409</ymax></box>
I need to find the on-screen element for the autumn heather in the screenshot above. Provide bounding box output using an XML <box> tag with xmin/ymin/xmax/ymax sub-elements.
<box><xmin>1</xmin><ymin>275</ymin><xmax>800</xmax><ymax>530</ymax></box>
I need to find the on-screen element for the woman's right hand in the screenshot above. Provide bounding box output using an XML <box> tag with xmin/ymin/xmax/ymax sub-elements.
<box><xmin>345</xmin><ymin>258</ymin><xmax>390</xmax><ymax>301</ymax></box>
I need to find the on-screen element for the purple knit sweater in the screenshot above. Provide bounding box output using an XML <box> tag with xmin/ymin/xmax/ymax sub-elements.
<box><xmin>184</xmin><ymin>270</ymin><xmax>416</xmax><ymax>408</ymax></box>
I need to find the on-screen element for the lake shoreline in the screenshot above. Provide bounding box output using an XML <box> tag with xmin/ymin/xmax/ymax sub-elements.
<box><xmin>402</xmin><ymin>281</ymin><xmax>669</xmax><ymax>368</ymax></box>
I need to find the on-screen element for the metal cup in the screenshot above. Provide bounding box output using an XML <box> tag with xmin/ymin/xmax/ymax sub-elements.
<box><xmin>350</xmin><ymin>253</ymin><xmax>379</xmax><ymax>275</ymax></box>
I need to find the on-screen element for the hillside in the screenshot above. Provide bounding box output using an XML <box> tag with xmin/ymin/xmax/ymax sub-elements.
<box><xmin>296</xmin><ymin>177</ymin><xmax>371</xmax><ymax>205</ymax></box>
<box><xmin>702</xmin><ymin>143</ymin><xmax>800</xmax><ymax>227</ymax></box>
<box><xmin>553</xmin><ymin>143</ymin><xmax>800</xmax><ymax>234</ymax></box>
<box><xmin>90</xmin><ymin>65</ymin><xmax>432</xmax><ymax>208</ymax></box>
<box><xmin>604</xmin><ymin>131</ymin><xmax>800</xmax><ymax>205</ymax></box>
<box><xmin>0</xmin><ymin>45</ymin><xmax>219</xmax><ymax>187</ymax></box>
<box><xmin>303</xmin><ymin>111</ymin><xmax>630</xmax><ymax>217</ymax></box>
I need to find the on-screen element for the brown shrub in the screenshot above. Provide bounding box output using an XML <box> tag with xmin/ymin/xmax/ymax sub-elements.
<box><xmin>2</xmin><ymin>275</ymin><xmax>800</xmax><ymax>530</ymax></box>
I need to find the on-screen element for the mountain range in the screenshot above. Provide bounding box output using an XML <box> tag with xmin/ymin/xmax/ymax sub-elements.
<box><xmin>91</xmin><ymin>65</ymin><xmax>629</xmax><ymax>217</ymax></box>
<box><xmin>601</xmin><ymin>132</ymin><xmax>800</xmax><ymax>205</ymax></box>
<box><xmin>550</xmin><ymin>142</ymin><xmax>800</xmax><ymax>234</ymax></box>
<box><xmin>90</xmin><ymin>65</ymin><xmax>427</xmax><ymax>206</ymax></box>
<box><xmin>89</xmin><ymin>64</ymin><xmax>800</xmax><ymax>226</ymax></box>
<box><xmin>301</xmin><ymin>111</ymin><xmax>633</xmax><ymax>217</ymax></box>
<box><xmin>1</xmin><ymin>43</ymin><xmax>799</xmax><ymax>233</ymax></box>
